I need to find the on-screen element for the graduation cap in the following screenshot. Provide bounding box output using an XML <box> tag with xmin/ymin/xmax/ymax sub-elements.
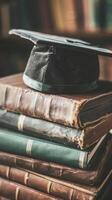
<box><xmin>9</xmin><ymin>29</ymin><xmax>112</xmax><ymax>93</ymax></box>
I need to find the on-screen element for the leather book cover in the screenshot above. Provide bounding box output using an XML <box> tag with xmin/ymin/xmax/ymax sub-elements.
<box><xmin>0</xmin><ymin>177</ymin><xmax>60</xmax><ymax>200</ymax></box>
<box><xmin>0</xmin><ymin>109</ymin><xmax>112</xmax><ymax>149</ymax></box>
<box><xmin>0</xmin><ymin>132</ymin><xmax>111</xmax><ymax>186</ymax></box>
<box><xmin>0</xmin><ymin>73</ymin><xmax>112</xmax><ymax>129</ymax></box>
<box><xmin>0</xmin><ymin>127</ymin><xmax>108</xmax><ymax>169</ymax></box>
<box><xmin>0</xmin><ymin>164</ymin><xmax>111</xmax><ymax>200</ymax></box>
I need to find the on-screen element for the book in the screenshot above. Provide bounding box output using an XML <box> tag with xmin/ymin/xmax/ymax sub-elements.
<box><xmin>37</xmin><ymin>0</ymin><xmax>53</xmax><ymax>33</ymax></box>
<box><xmin>0</xmin><ymin>127</ymin><xmax>107</xmax><ymax>169</ymax></box>
<box><xmin>105</xmin><ymin>0</ymin><xmax>112</xmax><ymax>31</ymax></box>
<box><xmin>61</xmin><ymin>0</ymin><xmax>78</xmax><ymax>33</ymax></box>
<box><xmin>0</xmin><ymin>2</ymin><xmax>10</xmax><ymax>37</ymax></box>
<box><xmin>82</xmin><ymin>0</ymin><xmax>100</xmax><ymax>32</ymax></box>
<box><xmin>0</xmin><ymin>132</ymin><xmax>111</xmax><ymax>185</ymax></box>
<box><xmin>50</xmin><ymin>0</ymin><xmax>65</xmax><ymax>33</ymax></box>
<box><xmin>0</xmin><ymin>165</ymin><xmax>111</xmax><ymax>200</ymax></box>
<box><xmin>0</xmin><ymin>177</ymin><xmax>59</xmax><ymax>200</ymax></box>
<box><xmin>0</xmin><ymin>109</ymin><xmax>112</xmax><ymax>149</ymax></box>
<box><xmin>0</xmin><ymin>73</ymin><xmax>112</xmax><ymax>128</ymax></box>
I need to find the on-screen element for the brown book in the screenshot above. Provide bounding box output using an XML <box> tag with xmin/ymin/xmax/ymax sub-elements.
<box><xmin>50</xmin><ymin>0</ymin><xmax>65</xmax><ymax>33</ymax></box>
<box><xmin>0</xmin><ymin>133</ymin><xmax>111</xmax><ymax>186</ymax></box>
<box><xmin>0</xmin><ymin>165</ymin><xmax>111</xmax><ymax>200</ymax></box>
<box><xmin>61</xmin><ymin>0</ymin><xmax>78</xmax><ymax>33</ymax></box>
<box><xmin>0</xmin><ymin>73</ymin><xmax>112</xmax><ymax>129</ymax></box>
<box><xmin>0</xmin><ymin>177</ymin><xmax>60</xmax><ymax>200</ymax></box>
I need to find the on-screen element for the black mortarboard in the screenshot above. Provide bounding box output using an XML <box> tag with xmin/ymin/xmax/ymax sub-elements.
<box><xmin>9</xmin><ymin>29</ymin><xmax>112</xmax><ymax>93</ymax></box>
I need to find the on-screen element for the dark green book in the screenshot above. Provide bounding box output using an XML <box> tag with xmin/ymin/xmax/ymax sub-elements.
<box><xmin>0</xmin><ymin>127</ymin><xmax>108</xmax><ymax>169</ymax></box>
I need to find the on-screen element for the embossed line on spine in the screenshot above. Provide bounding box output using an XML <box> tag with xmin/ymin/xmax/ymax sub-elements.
<box><xmin>79</xmin><ymin>151</ymin><xmax>87</xmax><ymax>168</ymax></box>
<box><xmin>26</xmin><ymin>139</ymin><xmax>33</xmax><ymax>156</ymax></box>
<box><xmin>18</xmin><ymin>115</ymin><xmax>26</xmax><ymax>131</ymax></box>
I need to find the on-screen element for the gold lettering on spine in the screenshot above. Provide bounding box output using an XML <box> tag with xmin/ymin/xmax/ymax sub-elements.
<box><xmin>18</xmin><ymin>115</ymin><xmax>26</xmax><ymax>131</ymax></box>
<box><xmin>26</xmin><ymin>139</ymin><xmax>33</xmax><ymax>156</ymax></box>
<box><xmin>15</xmin><ymin>186</ymin><xmax>20</xmax><ymax>200</ymax></box>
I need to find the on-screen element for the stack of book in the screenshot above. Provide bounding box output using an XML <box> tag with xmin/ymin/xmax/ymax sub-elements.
<box><xmin>0</xmin><ymin>73</ymin><xmax>111</xmax><ymax>200</ymax></box>
<box><xmin>0</xmin><ymin>30</ymin><xmax>111</xmax><ymax>200</ymax></box>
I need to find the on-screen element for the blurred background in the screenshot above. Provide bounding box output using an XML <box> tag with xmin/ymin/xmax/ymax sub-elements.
<box><xmin>0</xmin><ymin>0</ymin><xmax>112</xmax><ymax>81</ymax></box>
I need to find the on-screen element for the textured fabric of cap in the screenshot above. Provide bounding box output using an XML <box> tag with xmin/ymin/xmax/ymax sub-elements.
<box><xmin>23</xmin><ymin>44</ymin><xmax>99</xmax><ymax>93</ymax></box>
<box><xmin>9</xmin><ymin>29</ymin><xmax>112</xmax><ymax>93</ymax></box>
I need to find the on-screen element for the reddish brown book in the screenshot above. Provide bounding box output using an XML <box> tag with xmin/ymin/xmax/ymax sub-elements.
<box><xmin>0</xmin><ymin>133</ymin><xmax>111</xmax><ymax>186</ymax></box>
<box><xmin>0</xmin><ymin>165</ymin><xmax>111</xmax><ymax>200</ymax></box>
<box><xmin>0</xmin><ymin>177</ymin><xmax>60</xmax><ymax>200</ymax></box>
<box><xmin>0</xmin><ymin>73</ymin><xmax>112</xmax><ymax>129</ymax></box>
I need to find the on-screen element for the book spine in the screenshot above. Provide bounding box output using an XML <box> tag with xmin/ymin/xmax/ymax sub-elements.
<box><xmin>0</xmin><ymin>109</ymin><xmax>83</xmax><ymax>149</ymax></box>
<box><xmin>62</xmin><ymin>0</ymin><xmax>78</xmax><ymax>33</ymax></box>
<box><xmin>0</xmin><ymin>128</ymin><xmax>87</xmax><ymax>169</ymax></box>
<box><xmin>50</xmin><ymin>0</ymin><xmax>65</xmax><ymax>33</ymax></box>
<box><xmin>0</xmin><ymin>165</ymin><xmax>93</xmax><ymax>200</ymax></box>
<box><xmin>37</xmin><ymin>0</ymin><xmax>53</xmax><ymax>32</ymax></box>
<box><xmin>0</xmin><ymin>177</ymin><xmax>59</xmax><ymax>200</ymax></box>
<box><xmin>0</xmin><ymin>79</ymin><xmax>82</xmax><ymax>129</ymax></box>
<box><xmin>0</xmin><ymin>2</ymin><xmax>10</xmax><ymax>37</ymax></box>
<box><xmin>0</xmin><ymin>134</ymin><xmax>111</xmax><ymax>187</ymax></box>
<box><xmin>0</xmin><ymin>151</ymin><xmax>91</xmax><ymax>184</ymax></box>
<box><xmin>105</xmin><ymin>0</ymin><xmax>112</xmax><ymax>31</ymax></box>
<box><xmin>0</xmin><ymin>109</ymin><xmax>112</xmax><ymax>150</ymax></box>
<box><xmin>83</xmin><ymin>0</ymin><xmax>100</xmax><ymax>31</ymax></box>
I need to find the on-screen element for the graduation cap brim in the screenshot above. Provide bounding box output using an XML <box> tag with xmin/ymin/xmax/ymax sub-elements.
<box><xmin>9</xmin><ymin>29</ymin><xmax>112</xmax><ymax>57</ymax></box>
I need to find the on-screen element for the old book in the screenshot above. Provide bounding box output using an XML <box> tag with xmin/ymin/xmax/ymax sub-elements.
<box><xmin>50</xmin><ymin>0</ymin><xmax>65</xmax><ymax>33</ymax></box>
<box><xmin>0</xmin><ymin>164</ymin><xmax>111</xmax><ymax>200</ymax></box>
<box><xmin>0</xmin><ymin>132</ymin><xmax>111</xmax><ymax>186</ymax></box>
<box><xmin>0</xmin><ymin>109</ymin><xmax>112</xmax><ymax>149</ymax></box>
<box><xmin>0</xmin><ymin>73</ymin><xmax>112</xmax><ymax>128</ymax></box>
<box><xmin>105</xmin><ymin>0</ymin><xmax>112</xmax><ymax>31</ymax></box>
<box><xmin>61</xmin><ymin>0</ymin><xmax>78</xmax><ymax>33</ymax></box>
<box><xmin>0</xmin><ymin>127</ymin><xmax>107</xmax><ymax>169</ymax></box>
<box><xmin>0</xmin><ymin>177</ymin><xmax>59</xmax><ymax>200</ymax></box>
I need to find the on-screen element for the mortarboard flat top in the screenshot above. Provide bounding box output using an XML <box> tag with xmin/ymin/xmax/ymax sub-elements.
<box><xmin>9</xmin><ymin>29</ymin><xmax>112</xmax><ymax>94</ymax></box>
<box><xmin>9</xmin><ymin>29</ymin><xmax>112</xmax><ymax>57</ymax></box>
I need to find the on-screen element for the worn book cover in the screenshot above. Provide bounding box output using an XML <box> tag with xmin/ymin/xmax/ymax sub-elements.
<box><xmin>0</xmin><ymin>164</ymin><xmax>111</xmax><ymax>200</ymax></box>
<box><xmin>0</xmin><ymin>127</ymin><xmax>108</xmax><ymax>169</ymax></box>
<box><xmin>0</xmin><ymin>131</ymin><xmax>111</xmax><ymax>185</ymax></box>
<box><xmin>0</xmin><ymin>177</ymin><xmax>59</xmax><ymax>200</ymax></box>
<box><xmin>0</xmin><ymin>109</ymin><xmax>112</xmax><ymax>149</ymax></box>
<box><xmin>0</xmin><ymin>165</ymin><xmax>112</xmax><ymax>200</ymax></box>
<box><xmin>0</xmin><ymin>73</ymin><xmax>112</xmax><ymax>129</ymax></box>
